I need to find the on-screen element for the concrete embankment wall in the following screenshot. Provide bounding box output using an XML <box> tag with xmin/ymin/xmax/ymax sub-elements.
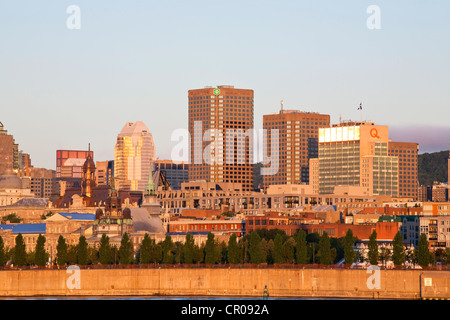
<box><xmin>0</xmin><ymin>268</ymin><xmax>449</xmax><ymax>299</ymax></box>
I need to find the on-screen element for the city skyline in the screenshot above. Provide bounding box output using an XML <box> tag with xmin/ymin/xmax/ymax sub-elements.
<box><xmin>1</xmin><ymin>1</ymin><xmax>449</xmax><ymax>169</ymax></box>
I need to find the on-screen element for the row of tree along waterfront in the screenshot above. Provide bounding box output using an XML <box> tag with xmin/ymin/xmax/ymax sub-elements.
<box><xmin>0</xmin><ymin>229</ymin><xmax>449</xmax><ymax>269</ymax></box>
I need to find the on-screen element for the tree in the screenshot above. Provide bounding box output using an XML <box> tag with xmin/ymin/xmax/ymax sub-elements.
<box><xmin>162</xmin><ymin>235</ymin><xmax>174</xmax><ymax>264</ymax></box>
<box><xmin>98</xmin><ymin>234</ymin><xmax>112</xmax><ymax>265</ymax></box>
<box><xmin>392</xmin><ymin>231</ymin><xmax>405</xmax><ymax>267</ymax></box>
<box><xmin>77</xmin><ymin>235</ymin><xmax>89</xmax><ymax>265</ymax></box>
<box><xmin>248</xmin><ymin>231</ymin><xmax>265</xmax><ymax>264</ymax></box>
<box><xmin>319</xmin><ymin>232</ymin><xmax>331</xmax><ymax>265</ymax></box>
<box><xmin>0</xmin><ymin>236</ymin><xmax>6</xmax><ymax>266</ymax></box>
<box><xmin>417</xmin><ymin>233</ymin><xmax>431</xmax><ymax>268</ymax></box>
<box><xmin>273</xmin><ymin>233</ymin><xmax>284</xmax><ymax>264</ymax></box>
<box><xmin>295</xmin><ymin>230</ymin><xmax>308</xmax><ymax>264</ymax></box>
<box><xmin>204</xmin><ymin>232</ymin><xmax>220</xmax><ymax>264</ymax></box>
<box><xmin>368</xmin><ymin>230</ymin><xmax>379</xmax><ymax>265</ymax></box>
<box><xmin>13</xmin><ymin>233</ymin><xmax>26</xmax><ymax>267</ymax></box>
<box><xmin>182</xmin><ymin>233</ymin><xmax>195</xmax><ymax>264</ymax></box>
<box><xmin>139</xmin><ymin>233</ymin><xmax>152</xmax><ymax>264</ymax></box>
<box><xmin>119</xmin><ymin>232</ymin><xmax>134</xmax><ymax>265</ymax></box>
<box><xmin>56</xmin><ymin>235</ymin><xmax>68</xmax><ymax>266</ymax></box>
<box><xmin>343</xmin><ymin>229</ymin><xmax>356</xmax><ymax>265</ymax></box>
<box><xmin>34</xmin><ymin>234</ymin><xmax>47</xmax><ymax>267</ymax></box>
<box><xmin>227</xmin><ymin>233</ymin><xmax>240</xmax><ymax>264</ymax></box>
<box><xmin>282</xmin><ymin>237</ymin><xmax>295</xmax><ymax>264</ymax></box>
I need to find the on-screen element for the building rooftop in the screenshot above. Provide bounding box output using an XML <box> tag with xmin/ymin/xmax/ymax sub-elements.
<box><xmin>0</xmin><ymin>223</ymin><xmax>46</xmax><ymax>234</ymax></box>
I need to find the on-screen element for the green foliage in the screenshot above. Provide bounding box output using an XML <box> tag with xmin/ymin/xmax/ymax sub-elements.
<box><xmin>272</xmin><ymin>233</ymin><xmax>284</xmax><ymax>264</ymax></box>
<box><xmin>56</xmin><ymin>235</ymin><xmax>68</xmax><ymax>266</ymax></box>
<box><xmin>343</xmin><ymin>229</ymin><xmax>356</xmax><ymax>265</ymax></box>
<box><xmin>418</xmin><ymin>150</ymin><xmax>449</xmax><ymax>186</ymax></box>
<box><xmin>119</xmin><ymin>232</ymin><xmax>133</xmax><ymax>265</ymax></box>
<box><xmin>34</xmin><ymin>234</ymin><xmax>47</xmax><ymax>266</ymax></box>
<box><xmin>162</xmin><ymin>235</ymin><xmax>174</xmax><ymax>264</ymax></box>
<box><xmin>182</xmin><ymin>233</ymin><xmax>195</xmax><ymax>264</ymax></box>
<box><xmin>139</xmin><ymin>233</ymin><xmax>152</xmax><ymax>264</ymax></box>
<box><xmin>248</xmin><ymin>231</ymin><xmax>265</xmax><ymax>264</ymax></box>
<box><xmin>295</xmin><ymin>229</ymin><xmax>308</xmax><ymax>264</ymax></box>
<box><xmin>319</xmin><ymin>232</ymin><xmax>331</xmax><ymax>265</ymax></box>
<box><xmin>0</xmin><ymin>236</ymin><xmax>6</xmax><ymax>266</ymax></box>
<box><xmin>417</xmin><ymin>233</ymin><xmax>431</xmax><ymax>268</ymax></box>
<box><xmin>2</xmin><ymin>213</ymin><xmax>22</xmax><ymax>224</ymax></box>
<box><xmin>392</xmin><ymin>232</ymin><xmax>405</xmax><ymax>266</ymax></box>
<box><xmin>282</xmin><ymin>237</ymin><xmax>295</xmax><ymax>263</ymax></box>
<box><xmin>77</xmin><ymin>236</ymin><xmax>89</xmax><ymax>265</ymax></box>
<box><xmin>368</xmin><ymin>230</ymin><xmax>379</xmax><ymax>265</ymax></box>
<box><xmin>13</xmin><ymin>233</ymin><xmax>26</xmax><ymax>267</ymax></box>
<box><xmin>227</xmin><ymin>233</ymin><xmax>240</xmax><ymax>264</ymax></box>
<box><xmin>99</xmin><ymin>234</ymin><xmax>112</xmax><ymax>265</ymax></box>
<box><xmin>204</xmin><ymin>233</ymin><xmax>220</xmax><ymax>264</ymax></box>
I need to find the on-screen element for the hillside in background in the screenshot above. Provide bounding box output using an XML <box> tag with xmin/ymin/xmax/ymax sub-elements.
<box><xmin>418</xmin><ymin>150</ymin><xmax>449</xmax><ymax>186</ymax></box>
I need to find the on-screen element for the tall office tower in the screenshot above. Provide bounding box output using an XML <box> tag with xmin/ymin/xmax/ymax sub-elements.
<box><xmin>318</xmin><ymin>121</ymin><xmax>399</xmax><ymax>197</ymax></box>
<box><xmin>0</xmin><ymin>122</ymin><xmax>19</xmax><ymax>174</ymax></box>
<box><xmin>188</xmin><ymin>85</ymin><xmax>254</xmax><ymax>191</ymax></box>
<box><xmin>388</xmin><ymin>142</ymin><xmax>419</xmax><ymax>200</ymax></box>
<box><xmin>114</xmin><ymin>121</ymin><xmax>155</xmax><ymax>192</ymax></box>
<box><xmin>56</xmin><ymin>149</ymin><xmax>93</xmax><ymax>188</ymax></box>
<box><xmin>263</xmin><ymin>108</ymin><xmax>330</xmax><ymax>187</ymax></box>
<box><xmin>154</xmin><ymin>159</ymin><xmax>188</xmax><ymax>190</ymax></box>
<box><xmin>17</xmin><ymin>167</ymin><xmax>56</xmax><ymax>198</ymax></box>
<box><xmin>96</xmin><ymin>160</ymin><xmax>114</xmax><ymax>186</ymax></box>
<box><xmin>18</xmin><ymin>151</ymin><xmax>32</xmax><ymax>170</ymax></box>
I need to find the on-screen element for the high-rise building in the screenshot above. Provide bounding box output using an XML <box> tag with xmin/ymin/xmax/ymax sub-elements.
<box><xmin>17</xmin><ymin>167</ymin><xmax>56</xmax><ymax>199</ymax></box>
<box><xmin>154</xmin><ymin>160</ymin><xmax>188</xmax><ymax>190</ymax></box>
<box><xmin>318</xmin><ymin>121</ymin><xmax>399</xmax><ymax>197</ymax></box>
<box><xmin>262</xmin><ymin>108</ymin><xmax>330</xmax><ymax>186</ymax></box>
<box><xmin>0</xmin><ymin>122</ymin><xmax>19</xmax><ymax>174</ymax></box>
<box><xmin>96</xmin><ymin>160</ymin><xmax>114</xmax><ymax>186</ymax></box>
<box><xmin>114</xmin><ymin>121</ymin><xmax>155</xmax><ymax>192</ymax></box>
<box><xmin>56</xmin><ymin>149</ymin><xmax>93</xmax><ymax>188</ymax></box>
<box><xmin>188</xmin><ymin>85</ymin><xmax>254</xmax><ymax>191</ymax></box>
<box><xmin>388</xmin><ymin>142</ymin><xmax>419</xmax><ymax>200</ymax></box>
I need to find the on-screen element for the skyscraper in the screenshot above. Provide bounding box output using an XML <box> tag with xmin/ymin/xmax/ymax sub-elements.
<box><xmin>0</xmin><ymin>122</ymin><xmax>19</xmax><ymax>174</ymax></box>
<box><xmin>318</xmin><ymin>121</ymin><xmax>399</xmax><ymax>197</ymax></box>
<box><xmin>188</xmin><ymin>85</ymin><xmax>254</xmax><ymax>191</ymax></box>
<box><xmin>56</xmin><ymin>149</ymin><xmax>93</xmax><ymax>188</ymax></box>
<box><xmin>263</xmin><ymin>108</ymin><xmax>330</xmax><ymax>187</ymax></box>
<box><xmin>388</xmin><ymin>142</ymin><xmax>419</xmax><ymax>200</ymax></box>
<box><xmin>114</xmin><ymin>121</ymin><xmax>155</xmax><ymax>192</ymax></box>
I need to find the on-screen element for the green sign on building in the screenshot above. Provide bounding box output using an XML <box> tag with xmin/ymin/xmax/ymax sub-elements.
<box><xmin>213</xmin><ymin>88</ymin><xmax>221</xmax><ymax>96</ymax></box>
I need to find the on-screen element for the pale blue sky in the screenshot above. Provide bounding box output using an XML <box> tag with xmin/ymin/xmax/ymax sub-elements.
<box><xmin>1</xmin><ymin>0</ymin><xmax>449</xmax><ymax>169</ymax></box>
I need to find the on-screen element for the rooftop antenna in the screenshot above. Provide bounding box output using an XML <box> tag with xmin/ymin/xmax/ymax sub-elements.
<box><xmin>280</xmin><ymin>100</ymin><xmax>284</xmax><ymax>113</ymax></box>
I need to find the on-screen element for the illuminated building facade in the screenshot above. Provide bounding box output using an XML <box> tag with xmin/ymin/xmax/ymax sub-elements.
<box><xmin>114</xmin><ymin>121</ymin><xmax>155</xmax><ymax>192</ymax></box>
<box><xmin>388</xmin><ymin>142</ymin><xmax>419</xmax><ymax>200</ymax></box>
<box><xmin>263</xmin><ymin>108</ymin><xmax>330</xmax><ymax>186</ymax></box>
<box><xmin>188</xmin><ymin>86</ymin><xmax>254</xmax><ymax>191</ymax></box>
<box><xmin>318</xmin><ymin>122</ymin><xmax>399</xmax><ymax>197</ymax></box>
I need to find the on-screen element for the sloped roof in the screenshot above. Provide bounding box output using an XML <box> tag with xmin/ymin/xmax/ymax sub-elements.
<box><xmin>0</xmin><ymin>223</ymin><xmax>46</xmax><ymax>234</ymax></box>
<box><xmin>58</xmin><ymin>213</ymin><xmax>95</xmax><ymax>221</ymax></box>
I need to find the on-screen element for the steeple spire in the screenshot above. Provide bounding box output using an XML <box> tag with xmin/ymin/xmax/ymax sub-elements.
<box><xmin>145</xmin><ymin>170</ymin><xmax>156</xmax><ymax>196</ymax></box>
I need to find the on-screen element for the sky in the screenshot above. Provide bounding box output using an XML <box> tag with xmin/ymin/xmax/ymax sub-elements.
<box><xmin>1</xmin><ymin>0</ymin><xmax>449</xmax><ymax>170</ymax></box>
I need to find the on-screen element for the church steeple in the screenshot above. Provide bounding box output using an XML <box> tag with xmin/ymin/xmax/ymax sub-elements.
<box><xmin>145</xmin><ymin>170</ymin><xmax>156</xmax><ymax>196</ymax></box>
<box><xmin>81</xmin><ymin>143</ymin><xmax>96</xmax><ymax>198</ymax></box>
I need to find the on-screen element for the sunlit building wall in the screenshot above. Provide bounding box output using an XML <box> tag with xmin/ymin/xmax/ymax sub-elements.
<box><xmin>114</xmin><ymin>121</ymin><xmax>155</xmax><ymax>192</ymax></box>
